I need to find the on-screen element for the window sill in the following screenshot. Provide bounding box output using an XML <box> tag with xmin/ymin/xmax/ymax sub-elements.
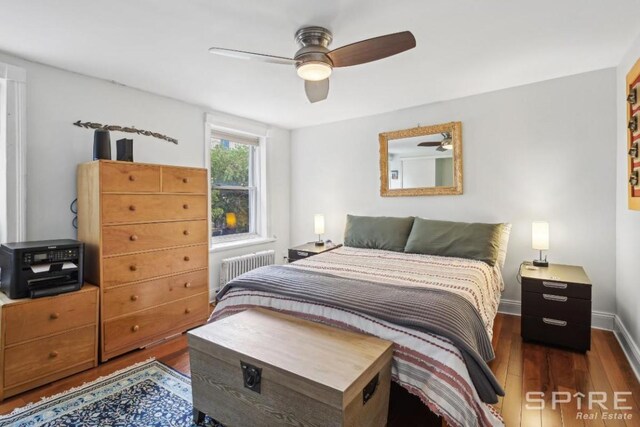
<box><xmin>210</xmin><ymin>237</ymin><xmax>277</xmax><ymax>253</ymax></box>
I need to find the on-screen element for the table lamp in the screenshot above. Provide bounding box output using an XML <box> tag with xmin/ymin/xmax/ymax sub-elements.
<box><xmin>532</xmin><ymin>221</ymin><xmax>549</xmax><ymax>267</ymax></box>
<box><xmin>314</xmin><ymin>214</ymin><xmax>325</xmax><ymax>246</ymax></box>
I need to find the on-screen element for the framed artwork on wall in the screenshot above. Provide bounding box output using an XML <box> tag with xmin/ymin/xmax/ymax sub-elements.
<box><xmin>626</xmin><ymin>58</ymin><xmax>640</xmax><ymax>211</ymax></box>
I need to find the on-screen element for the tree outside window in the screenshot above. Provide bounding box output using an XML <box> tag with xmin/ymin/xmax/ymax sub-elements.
<box><xmin>210</xmin><ymin>138</ymin><xmax>257</xmax><ymax>238</ymax></box>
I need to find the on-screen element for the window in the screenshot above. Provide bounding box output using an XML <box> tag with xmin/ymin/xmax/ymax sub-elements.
<box><xmin>209</xmin><ymin>130</ymin><xmax>261</xmax><ymax>242</ymax></box>
<box><xmin>0</xmin><ymin>62</ymin><xmax>27</xmax><ymax>243</ymax></box>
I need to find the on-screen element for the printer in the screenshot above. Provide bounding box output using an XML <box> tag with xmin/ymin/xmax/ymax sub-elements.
<box><xmin>0</xmin><ymin>239</ymin><xmax>84</xmax><ymax>299</ymax></box>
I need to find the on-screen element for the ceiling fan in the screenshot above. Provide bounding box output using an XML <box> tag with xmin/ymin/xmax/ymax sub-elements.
<box><xmin>208</xmin><ymin>26</ymin><xmax>416</xmax><ymax>103</ymax></box>
<box><xmin>417</xmin><ymin>133</ymin><xmax>453</xmax><ymax>152</ymax></box>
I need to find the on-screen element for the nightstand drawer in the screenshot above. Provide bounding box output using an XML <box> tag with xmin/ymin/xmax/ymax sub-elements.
<box><xmin>522</xmin><ymin>315</ymin><xmax>590</xmax><ymax>351</ymax></box>
<box><xmin>288</xmin><ymin>249</ymin><xmax>312</xmax><ymax>261</ymax></box>
<box><xmin>521</xmin><ymin>277</ymin><xmax>591</xmax><ymax>300</ymax></box>
<box><xmin>521</xmin><ymin>291</ymin><xmax>591</xmax><ymax>323</ymax></box>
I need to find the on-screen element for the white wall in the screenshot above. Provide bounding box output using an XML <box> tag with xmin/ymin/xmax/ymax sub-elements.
<box><xmin>291</xmin><ymin>69</ymin><xmax>617</xmax><ymax>313</ymax></box>
<box><xmin>616</xmin><ymin>35</ymin><xmax>640</xmax><ymax>347</ymax></box>
<box><xmin>0</xmin><ymin>52</ymin><xmax>290</xmax><ymax>297</ymax></box>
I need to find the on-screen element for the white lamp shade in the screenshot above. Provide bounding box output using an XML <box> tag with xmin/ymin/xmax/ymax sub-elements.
<box><xmin>532</xmin><ymin>221</ymin><xmax>549</xmax><ymax>250</ymax></box>
<box><xmin>314</xmin><ymin>214</ymin><xmax>325</xmax><ymax>235</ymax></box>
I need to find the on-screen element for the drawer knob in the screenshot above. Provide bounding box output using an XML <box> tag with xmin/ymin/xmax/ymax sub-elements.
<box><xmin>129</xmin><ymin>234</ymin><xmax>138</xmax><ymax>241</ymax></box>
<box><xmin>132</xmin><ymin>325</ymin><xmax>140</xmax><ymax>332</ymax></box>
<box><xmin>183</xmin><ymin>204</ymin><xmax>189</xmax><ymax>210</ymax></box>
<box><xmin>183</xmin><ymin>178</ymin><xmax>190</xmax><ymax>184</ymax></box>
<box><xmin>131</xmin><ymin>295</ymin><xmax>139</xmax><ymax>301</ymax></box>
<box><xmin>183</xmin><ymin>230</ymin><xmax>190</xmax><ymax>236</ymax></box>
<box><xmin>184</xmin><ymin>256</ymin><xmax>190</xmax><ymax>262</ymax></box>
<box><xmin>185</xmin><ymin>308</ymin><xmax>192</xmax><ymax>314</ymax></box>
<box><xmin>50</xmin><ymin>312</ymin><xmax>59</xmax><ymax>320</ymax></box>
<box><xmin>129</xmin><ymin>175</ymin><xmax>136</xmax><ymax>182</ymax></box>
<box><xmin>129</xmin><ymin>205</ymin><xmax>136</xmax><ymax>212</ymax></box>
<box><xmin>184</xmin><ymin>282</ymin><xmax>191</xmax><ymax>288</ymax></box>
<box><xmin>130</xmin><ymin>265</ymin><xmax>137</xmax><ymax>272</ymax></box>
<box><xmin>49</xmin><ymin>351</ymin><xmax>59</xmax><ymax>358</ymax></box>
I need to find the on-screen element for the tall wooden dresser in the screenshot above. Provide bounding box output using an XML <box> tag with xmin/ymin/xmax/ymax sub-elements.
<box><xmin>78</xmin><ymin>160</ymin><xmax>210</xmax><ymax>361</ymax></box>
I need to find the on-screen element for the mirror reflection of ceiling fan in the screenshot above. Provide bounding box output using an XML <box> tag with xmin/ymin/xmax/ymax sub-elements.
<box><xmin>417</xmin><ymin>133</ymin><xmax>453</xmax><ymax>152</ymax></box>
<box><xmin>208</xmin><ymin>27</ymin><xmax>416</xmax><ymax>103</ymax></box>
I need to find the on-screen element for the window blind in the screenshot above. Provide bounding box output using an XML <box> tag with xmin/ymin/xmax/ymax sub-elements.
<box><xmin>211</xmin><ymin>130</ymin><xmax>260</xmax><ymax>147</ymax></box>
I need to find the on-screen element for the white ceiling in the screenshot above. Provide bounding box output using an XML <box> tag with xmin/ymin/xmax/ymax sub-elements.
<box><xmin>0</xmin><ymin>0</ymin><xmax>638</xmax><ymax>129</ymax></box>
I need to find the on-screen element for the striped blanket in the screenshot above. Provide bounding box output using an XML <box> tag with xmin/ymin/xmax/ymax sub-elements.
<box><xmin>210</xmin><ymin>246</ymin><xmax>505</xmax><ymax>426</ymax></box>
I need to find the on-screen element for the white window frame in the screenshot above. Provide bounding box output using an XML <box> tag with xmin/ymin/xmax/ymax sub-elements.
<box><xmin>0</xmin><ymin>62</ymin><xmax>27</xmax><ymax>244</ymax></box>
<box><xmin>204</xmin><ymin>113</ymin><xmax>269</xmax><ymax>250</ymax></box>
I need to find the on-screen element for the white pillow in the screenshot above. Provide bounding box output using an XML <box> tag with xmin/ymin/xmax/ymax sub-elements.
<box><xmin>496</xmin><ymin>223</ymin><xmax>512</xmax><ymax>269</ymax></box>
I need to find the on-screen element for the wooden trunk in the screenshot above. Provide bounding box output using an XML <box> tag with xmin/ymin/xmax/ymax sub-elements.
<box><xmin>188</xmin><ymin>308</ymin><xmax>393</xmax><ymax>427</ymax></box>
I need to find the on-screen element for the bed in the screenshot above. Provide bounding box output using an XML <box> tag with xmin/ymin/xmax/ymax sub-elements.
<box><xmin>210</xmin><ymin>217</ymin><xmax>510</xmax><ymax>427</ymax></box>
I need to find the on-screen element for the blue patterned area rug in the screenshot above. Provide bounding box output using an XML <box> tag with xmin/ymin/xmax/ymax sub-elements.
<box><xmin>0</xmin><ymin>359</ymin><xmax>223</xmax><ymax>427</ymax></box>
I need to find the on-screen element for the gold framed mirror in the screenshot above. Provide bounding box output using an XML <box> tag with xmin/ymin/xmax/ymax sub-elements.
<box><xmin>380</xmin><ymin>121</ymin><xmax>462</xmax><ymax>196</ymax></box>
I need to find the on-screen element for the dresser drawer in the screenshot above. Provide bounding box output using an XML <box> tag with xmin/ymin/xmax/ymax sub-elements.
<box><xmin>522</xmin><ymin>315</ymin><xmax>590</xmax><ymax>352</ymax></box>
<box><xmin>102</xmin><ymin>220</ymin><xmax>208</xmax><ymax>256</ymax></box>
<box><xmin>521</xmin><ymin>277</ymin><xmax>591</xmax><ymax>300</ymax></box>
<box><xmin>4</xmin><ymin>326</ymin><xmax>96</xmax><ymax>388</ymax></box>
<box><xmin>102</xmin><ymin>194</ymin><xmax>207</xmax><ymax>224</ymax></box>
<box><xmin>101</xmin><ymin>162</ymin><xmax>160</xmax><ymax>193</ymax></box>
<box><xmin>161</xmin><ymin>167</ymin><xmax>207</xmax><ymax>194</ymax></box>
<box><xmin>522</xmin><ymin>291</ymin><xmax>591</xmax><ymax>324</ymax></box>
<box><xmin>102</xmin><ymin>244</ymin><xmax>208</xmax><ymax>287</ymax></box>
<box><xmin>103</xmin><ymin>269</ymin><xmax>209</xmax><ymax>319</ymax></box>
<box><xmin>103</xmin><ymin>294</ymin><xmax>208</xmax><ymax>354</ymax></box>
<box><xmin>4</xmin><ymin>289</ymin><xmax>97</xmax><ymax>346</ymax></box>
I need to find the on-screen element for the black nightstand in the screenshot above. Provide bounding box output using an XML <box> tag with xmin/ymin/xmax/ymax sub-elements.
<box><xmin>520</xmin><ymin>262</ymin><xmax>592</xmax><ymax>352</ymax></box>
<box><xmin>287</xmin><ymin>242</ymin><xmax>342</xmax><ymax>262</ymax></box>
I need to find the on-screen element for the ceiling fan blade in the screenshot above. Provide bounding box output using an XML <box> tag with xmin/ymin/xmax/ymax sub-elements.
<box><xmin>305</xmin><ymin>79</ymin><xmax>330</xmax><ymax>103</ymax></box>
<box><xmin>327</xmin><ymin>31</ymin><xmax>416</xmax><ymax>68</ymax></box>
<box><xmin>208</xmin><ymin>47</ymin><xmax>297</xmax><ymax>65</ymax></box>
<box><xmin>417</xmin><ymin>142</ymin><xmax>441</xmax><ymax>147</ymax></box>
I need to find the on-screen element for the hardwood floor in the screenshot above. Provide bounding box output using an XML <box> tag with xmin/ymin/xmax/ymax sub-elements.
<box><xmin>1</xmin><ymin>314</ymin><xmax>638</xmax><ymax>426</ymax></box>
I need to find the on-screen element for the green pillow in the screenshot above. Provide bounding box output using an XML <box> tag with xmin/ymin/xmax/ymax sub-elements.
<box><xmin>344</xmin><ymin>215</ymin><xmax>415</xmax><ymax>252</ymax></box>
<box><xmin>404</xmin><ymin>218</ymin><xmax>504</xmax><ymax>266</ymax></box>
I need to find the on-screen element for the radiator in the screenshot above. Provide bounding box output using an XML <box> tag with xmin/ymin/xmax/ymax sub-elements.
<box><xmin>219</xmin><ymin>250</ymin><xmax>275</xmax><ymax>289</ymax></box>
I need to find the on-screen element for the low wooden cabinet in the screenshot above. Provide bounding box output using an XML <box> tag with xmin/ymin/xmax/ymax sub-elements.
<box><xmin>78</xmin><ymin>160</ymin><xmax>210</xmax><ymax>361</ymax></box>
<box><xmin>0</xmin><ymin>285</ymin><xmax>99</xmax><ymax>401</ymax></box>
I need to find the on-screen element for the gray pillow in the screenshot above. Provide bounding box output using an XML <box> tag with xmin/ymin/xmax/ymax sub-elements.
<box><xmin>404</xmin><ymin>218</ymin><xmax>504</xmax><ymax>266</ymax></box>
<box><xmin>344</xmin><ymin>215</ymin><xmax>415</xmax><ymax>252</ymax></box>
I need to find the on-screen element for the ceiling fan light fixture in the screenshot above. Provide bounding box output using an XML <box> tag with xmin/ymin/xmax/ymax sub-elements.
<box><xmin>297</xmin><ymin>61</ymin><xmax>332</xmax><ymax>81</ymax></box>
<box><xmin>443</xmin><ymin>142</ymin><xmax>453</xmax><ymax>150</ymax></box>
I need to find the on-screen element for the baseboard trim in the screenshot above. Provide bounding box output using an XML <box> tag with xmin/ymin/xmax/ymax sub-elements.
<box><xmin>613</xmin><ymin>315</ymin><xmax>640</xmax><ymax>383</ymax></box>
<box><xmin>497</xmin><ymin>298</ymin><xmax>615</xmax><ymax>330</ymax></box>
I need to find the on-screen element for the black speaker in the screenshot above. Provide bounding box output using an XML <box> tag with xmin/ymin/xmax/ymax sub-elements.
<box><xmin>116</xmin><ymin>138</ymin><xmax>134</xmax><ymax>162</ymax></box>
<box><xmin>93</xmin><ymin>129</ymin><xmax>111</xmax><ymax>160</ymax></box>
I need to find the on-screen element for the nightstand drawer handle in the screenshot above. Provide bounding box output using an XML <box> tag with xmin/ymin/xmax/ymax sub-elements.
<box><xmin>543</xmin><ymin>317</ymin><xmax>567</xmax><ymax>327</ymax></box>
<box><xmin>542</xmin><ymin>281</ymin><xmax>567</xmax><ymax>289</ymax></box>
<box><xmin>543</xmin><ymin>294</ymin><xmax>568</xmax><ymax>302</ymax></box>
<box><xmin>296</xmin><ymin>251</ymin><xmax>309</xmax><ymax>257</ymax></box>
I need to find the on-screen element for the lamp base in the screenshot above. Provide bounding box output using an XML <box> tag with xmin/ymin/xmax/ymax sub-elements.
<box><xmin>533</xmin><ymin>259</ymin><xmax>549</xmax><ymax>267</ymax></box>
<box><xmin>315</xmin><ymin>240</ymin><xmax>325</xmax><ymax>247</ymax></box>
